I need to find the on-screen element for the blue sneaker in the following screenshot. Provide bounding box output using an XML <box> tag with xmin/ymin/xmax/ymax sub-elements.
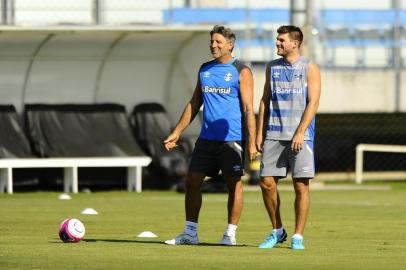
<box><xmin>291</xmin><ymin>237</ymin><xmax>305</xmax><ymax>250</ymax></box>
<box><xmin>258</xmin><ymin>229</ymin><xmax>287</xmax><ymax>249</ymax></box>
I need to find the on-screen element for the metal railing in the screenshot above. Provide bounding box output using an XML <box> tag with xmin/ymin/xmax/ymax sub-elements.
<box><xmin>355</xmin><ymin>144</ymin><xmax>406</xmax><ymax>183</ymax></box>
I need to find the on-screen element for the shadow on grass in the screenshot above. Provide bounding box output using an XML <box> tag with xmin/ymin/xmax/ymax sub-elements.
<box><xmin>51</xmin><ymin>239</ymin><xmax>250</xmax><ymax>247</ymax></box>
<box><xmin>85</xmin><ymin>239</ymin><xmax>249</xmax><ymax>247</ymax></box>
<box><xmin>82</xmin><ymin>239</ymin><xmax>248</xmax><ymax>247</ymax></box>
<box><xmin>84</xmin><ymin>239</ymin><xmax>164</xmax><ymax>244</ymax></box>
<box><xmin>48</xmin><ymin>239</ymin><xmax>163</xmax><ymax>244</ymax></box>
<box><xmin>198</xmin><ymin>242</ymin><xmax>248</xmax><ymax>247</ymax></box>
<box><xmin>271</xmin><ymin>246</ymin><xmax>292</xmax><ymax>250</ymax></box>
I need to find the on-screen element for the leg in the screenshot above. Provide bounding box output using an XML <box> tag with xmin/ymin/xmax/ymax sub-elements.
<box><xmin>185</xmin><ymin>171</ymin><xmax>206</xmax><ymax>222</ymax></box>
<box><xmin>165</xmin><ymin>138</ymin><xmax>212</xmax><ymax>245</ymax></box>
<box><xmin>259</xmin><ymin>140</ymin><xmax>288</xmax><ymax>230</ymax></box>
<box><xmin>259</xmin><ymin>176</ymin><xmax>282</xmax><ymax>229</ymax></box>
<box><xmin>293</xmin><ymin>178</ymin><xmax>310</xmax><ymax>235</ymax></box>
<box><xmin>258</xmin><ymin>175</ymin><xmax>288</xmax><ymax>248</ymax></box>
<box><xmin>164</xmin><ymin>171</ymin><xmax>205</xmax><ymax>245</ymax></box>
<box><xmin>289</xmin><ymin>141</ymin><xmax>313</xmax><ymax>249</ymax></box>
<box><xmin>218</xmin><ymin>140</ymin><xmax>245</xmax><ymax>246</ymax></box>
<box><xmin>224</xmin><ymin>175</ymin><xmax>243</xmax><ymax>225</ymax></box>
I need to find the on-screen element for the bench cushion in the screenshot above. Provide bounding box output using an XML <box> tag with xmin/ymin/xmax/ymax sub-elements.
<box><xmin>25</xmin><ymin>103</ymin><xmax>145</xmax><ymax>157</ymax></box>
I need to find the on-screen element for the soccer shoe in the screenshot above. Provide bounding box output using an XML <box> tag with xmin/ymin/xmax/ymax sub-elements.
<box><xmin>219</xmin><ymin>234</ymin><xmax>237</xmax><ymax>246</ymax></box>
<box><xmin>291</xmin><ymin>237</ymin><xmax>305</xmax><ymax>250</ymax></box>
<box><xmin>258</xmin><ymin>229</ymin><xmax>287</xmax><ymax>249</ymax></box>
<box><xmin>164</xmin><ymin>233</ymin><xmax>199</xmax><ymax>245</ymax></box>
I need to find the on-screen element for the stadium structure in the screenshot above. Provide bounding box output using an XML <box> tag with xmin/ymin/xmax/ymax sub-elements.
<box><xmin>0</xmin><ymin>0</ymin><xmax>405</xmax><ymax>193</ymax></box>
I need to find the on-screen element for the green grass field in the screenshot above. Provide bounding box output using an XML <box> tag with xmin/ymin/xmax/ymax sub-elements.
<box><xmin>1</xmin><ymin>183</ymin><xmax>406</xmax><ymax>270</ymax></box>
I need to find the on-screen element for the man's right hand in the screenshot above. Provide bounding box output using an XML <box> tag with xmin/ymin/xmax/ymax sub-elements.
<box><xmin>163</xmin><ymin>133</ymin><xmax>180</xmax><ymax>151</ymax></box>
<box><xmin>255</xmin><ymin>134</ymin><xmax>263</xmax><ymax>153</ymax></box>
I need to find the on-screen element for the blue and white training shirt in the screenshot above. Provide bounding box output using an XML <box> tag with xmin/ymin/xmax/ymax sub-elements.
<box><xmin>266</xmin><ymin>56</ymin><xmax>315</xmax><ymax>141</ymax></box>
<box><xmin>198</xmin><ymin>58</ymin><xmax>247</xmax><ymax>141</ymax></box>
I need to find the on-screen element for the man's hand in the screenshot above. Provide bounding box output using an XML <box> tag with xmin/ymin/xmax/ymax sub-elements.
<box><xmin>255</xmin><ymin>134</ymin><xmax>263</xmax><ymax>153</ymax></box>
<box><xmin>248</xmin><ymin>142</ymin><xmax>258</xmax><ymax>162</ymax></box>
<box><xmin>291</xmin><ymin>131</ymin><xmax>305</xmax><ymax>152</ymax></box>
<box><xmin>163</xmin><ymin>133</ymin><xmax>180</xmax><ymax>151</ymax></box>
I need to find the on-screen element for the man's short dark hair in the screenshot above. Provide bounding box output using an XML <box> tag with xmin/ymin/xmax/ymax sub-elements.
<box><xmin>210</xmin><ymin>25</ymin><xmax>236</xmax><ymax>42</ymax></box>
<box><xmin>210</xmin><ymin>25</ymin><xmax>236</xmax><ymax>52</ymax></box>
<box><xmin>277</xmin><ymin>25</ymin><xmax>303</xmax><ymax>47</ymax></box>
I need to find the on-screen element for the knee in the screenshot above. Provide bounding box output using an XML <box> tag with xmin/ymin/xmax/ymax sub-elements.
<box><xmin>225</xmin><ymin>177</ymin><xmax>243</xmax><ymax>193</ymax></box>
<box><xmin>185</xmin><ymin>179</ymin><xmax>201</xmax><ymax>190</ymax></box>
<box><xmin>294</xmin><ymin>180</ymin><xmax>309</xmax><ymax>196</ymax></box>
<box><xmin>260</xmin><ymin>178</ymin><xmax>277</xmax><ymax>192</ymax></box>
<box><xmin>185</xmin><ymin>174</ymin><xmax>204</xmax><ymax>191</ymax></box>
<box><xmin>232</xmin><ymin>180</ymin><xmax>243</xmax><ymax>194</ymax></box>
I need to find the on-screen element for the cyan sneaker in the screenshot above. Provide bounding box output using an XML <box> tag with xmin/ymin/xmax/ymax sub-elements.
<box><xmin>258</xmin><ymin>229</ymin><xmax>287</xmax><ymax>249</ymax></box>
<box><xmin>219</xmin><ymin>234</ymin><xmax>237</xmax><ymax>246</ymax></box>
<box><xmin>291</xmin><ymin>237</ymin><xmax>305</xmax><ymax>250</ymax></box>
<box><xmin>164</xmin><ymin>233</ymin><xmax>199</xmax><ymax>245</ymax></box>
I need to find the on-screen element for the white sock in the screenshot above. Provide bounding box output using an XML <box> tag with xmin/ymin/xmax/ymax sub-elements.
<box><xmin>225</xmin><ymin>224</ymin><xmax>238</xmax><ymax>237</ymax></box>
<box><xmin>272</xmin><ymin>226</ymin><xmax>285</xmax><ymax>236</ymax></box>
<box><xmin>184</xmin><ymin>221</ymin><xmax>198</xmax><ymax>236</ymax></box>
<box><xmin>292</xmin><ymin>233</ymin><xmax>303</xmax><ymax>240</ymax></box>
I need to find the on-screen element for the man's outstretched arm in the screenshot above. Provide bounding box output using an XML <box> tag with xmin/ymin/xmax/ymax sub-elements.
<box><xmin>164</xmin><ymin>78</ymin><xmax>203</xmax><ymax>151</ymax></box>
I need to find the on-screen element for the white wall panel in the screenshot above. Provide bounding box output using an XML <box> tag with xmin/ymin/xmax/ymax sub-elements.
<box><xmin>0</xmin><ymin>61</ymin><xmax>28</xmax><ymax>106</ymax></box>
<box><xmin>97</xmin><ymin>59</ymin><xmax>170</xmax><ymax>109</ymax></box>
<box><xmin>24</xmin><ymin>60</ymin><xmax>100</xmax><ymax>103</ymax></box>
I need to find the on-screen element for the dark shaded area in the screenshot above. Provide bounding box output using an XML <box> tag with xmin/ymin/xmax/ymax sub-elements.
<box><xmin>315</xmin><ymin>113</ymin><xmax>406</xmax><ymax>172</ymax></box>
<box><xmin>0</xmin><ymin>105</ymin><xmax>33</xmax><ymax>158</ymax></box>
<box><xmin>5</xmin><ymin>108</ymin><xmax>406</xmax><ymax>191</ymax></box>
<box><xmin>13</xmin><ymin>103</ymin><xmax>146</xmax><ymax>191</ymax></box>
<box><xmin>25</xmin><ymin>103</ymin><xmax>144</xmax><ymax>157</ymax></box>
<box><xmin>175</xmin><ymin>174</ymin><xmax>228</xmax><ymax>193</ymax></box>
<box><xmin>12</xmin><ymin>167</ymin><xmax>129</xmax><ymax>192</ymax></box>
<box><xmin>130</xmin><ymin>103</ymin><xmax>193</xmax><ymax>189</ymax></box>
<box><xmin>0</xmin><ymin>105</ymin><xmax>56</xmax><ymax>191</ymax></box>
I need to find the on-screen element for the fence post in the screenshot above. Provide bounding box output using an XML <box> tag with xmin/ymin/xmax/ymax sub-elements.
<box><xmin>1</xmin><ymin>0</ymin><xmax>7</xmax><ymax>25</ymax></box>
<box><xmin>92</xmin><ymin>0</ymin><xmax>100</xmax><ymax>25</ymax></box>
<box><xmin>355</xmin><ymin>144</ymin><xmax>364</xmax><ymax>184</ymax></box>
<box><xmin>393</xmin><ymin>0</ymin><xmax>402</xmax><ymax>111</ymax></box>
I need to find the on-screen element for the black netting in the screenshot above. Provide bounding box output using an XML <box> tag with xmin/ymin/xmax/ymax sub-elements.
<box><xmin>315</xmin><ymin>113</ymin><xmax>406</xmax><ymax>172</ymax></box>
